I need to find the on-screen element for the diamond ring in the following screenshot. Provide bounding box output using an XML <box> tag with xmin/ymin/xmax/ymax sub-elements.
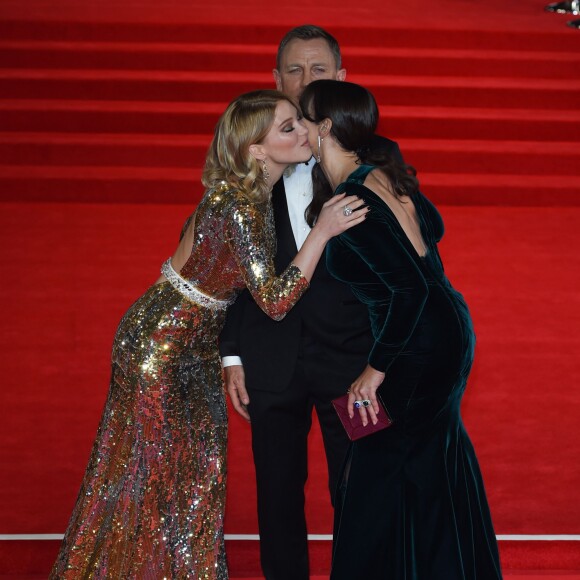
<box><xmin>343</xmin><ymin>205</ymin><xmax>353</xmax><ymax>217</ymax></box>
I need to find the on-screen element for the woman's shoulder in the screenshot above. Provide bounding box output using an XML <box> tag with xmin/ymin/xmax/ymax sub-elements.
<box><xmin>202</xmin><ymin>182</ymin><xmax>268</xmax><ymax>224</ymax></box>
<box><xmin>203</xmin><ymin>180</ymin><xmax>239</xmax><ymax>202</ymax></box>
<box><xmin>340</xmin><ymin>167</ymin><xmax>385</xmax><ymax>199</ymax></box>
<box><xmin>202</xmin><ymin>182</ymin><xmax>246</xmax><ymax>210</ymax></box>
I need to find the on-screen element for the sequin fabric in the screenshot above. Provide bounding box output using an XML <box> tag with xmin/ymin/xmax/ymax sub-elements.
<box><xmin>50</xmin><ymin>182</ymin><xmax>309</xmax><ymax>579</ymax></box>
<box><xmin>161</xmin><ymin>259</ymin><xmax>234</xmax><ymax>311</ymax></box>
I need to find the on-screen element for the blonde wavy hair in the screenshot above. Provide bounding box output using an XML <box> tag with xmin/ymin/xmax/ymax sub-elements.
<box><xmin>202</xmin><ymin>90</ymin><xmax>298</xmax><ymax>202</ymax></box>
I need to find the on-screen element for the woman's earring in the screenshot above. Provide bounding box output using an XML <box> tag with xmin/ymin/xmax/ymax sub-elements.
<box><xmin>262</xmin><ymin>160</ymin><xmax>270</xmax><ymax>183</ymax></box>
<box><xmin>316</xmin><ymin>135</ymin><xmax>324</xmax><ymax>164</ymax></box>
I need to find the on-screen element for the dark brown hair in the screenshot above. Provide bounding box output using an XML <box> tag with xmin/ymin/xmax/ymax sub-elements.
<box><xmin>299</xmin><ymin>80</ymin><xmax>419</xmax><ymax>226</ymax></box>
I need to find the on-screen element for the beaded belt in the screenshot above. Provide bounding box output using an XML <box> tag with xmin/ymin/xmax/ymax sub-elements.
<box><xmin>161</xmin><ymin>258</ymin><xmax>234</xmax><ymax>311</ymax></box>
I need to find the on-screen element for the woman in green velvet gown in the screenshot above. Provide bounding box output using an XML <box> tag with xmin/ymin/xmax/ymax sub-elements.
<box><xmin>300</xmin><ymin>80</ymin><xmax>503</xmax><ymax>579</ymax></box>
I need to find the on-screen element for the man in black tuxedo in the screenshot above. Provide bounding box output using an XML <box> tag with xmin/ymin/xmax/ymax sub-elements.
<box><xmin>219</xmin><ymin>25</ymin><xmax>403</xmax><ymax>580</ymax></box>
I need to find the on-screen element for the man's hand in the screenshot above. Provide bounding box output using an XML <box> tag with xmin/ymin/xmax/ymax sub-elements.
<box><xmin>224</xmin><ymin>365</ymin><xmax>250</xmax><ymax>422</ymax></box>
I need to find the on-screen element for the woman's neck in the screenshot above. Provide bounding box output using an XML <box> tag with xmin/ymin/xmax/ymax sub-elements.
<box><xmin>268</xmin><ymin>165</ymin><xmax>286</xmax><ymax>189</ymax></box>
<box><xmin>320</xmin><ymin>151</ymin><xmax>361</xmax><ymax>191</ymax></box>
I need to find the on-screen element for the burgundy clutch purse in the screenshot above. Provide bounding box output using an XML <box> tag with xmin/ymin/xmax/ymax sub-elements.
<box><xmin>331</xmin><ymin>393</ymin><xmax>393</xmax><ymax>441</ymax></box>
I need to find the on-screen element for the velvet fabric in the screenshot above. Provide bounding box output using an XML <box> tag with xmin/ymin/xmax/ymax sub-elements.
<box><xmin>327</xmin><ymin>166</ymin><xmax>502</xmax><ymax>579</ymax></box>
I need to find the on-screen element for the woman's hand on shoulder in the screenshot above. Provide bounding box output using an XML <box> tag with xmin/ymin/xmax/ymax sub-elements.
<box><xmin>314</xmin><ymin>193</ymin><xmax>368</xmax><ymax>241</ymax></box>
<box><xmin>348</xmin><ymin>364</ymin><xmax>386</xmax><ymax>426</ymax></box>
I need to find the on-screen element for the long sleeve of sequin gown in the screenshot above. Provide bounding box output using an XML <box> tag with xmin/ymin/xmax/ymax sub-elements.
<box><xmin>50</xmin><ymin>183</ymin><xmax>309</xmax><ymax>580</ymax></box>
<box><xmin>326</xmin><ymin>166</ymin><xmax>502</xmax><ymax>580</ymax></box>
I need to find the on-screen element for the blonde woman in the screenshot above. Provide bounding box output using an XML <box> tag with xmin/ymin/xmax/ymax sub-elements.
<box><xmin>50</xmin><ymin>90</ymin><xmax>367</xmax><ymax>579</ymax></box>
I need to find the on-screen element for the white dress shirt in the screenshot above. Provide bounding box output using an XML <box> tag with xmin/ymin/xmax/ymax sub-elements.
<box><xmin>222</xmin><ymin>158</ymin><xmax>315</xmax><ymax>368</ymax></box>
<box><xmin>285</xmin><ymin>157</ymin><xmax>315</xmax><ymax>251</ymax></box>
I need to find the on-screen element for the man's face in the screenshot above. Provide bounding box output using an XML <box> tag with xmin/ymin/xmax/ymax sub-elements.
<box><xmin>273</xmin><ymin>38</ymin><xmax>346</xmax><ymax>101</ymax></box>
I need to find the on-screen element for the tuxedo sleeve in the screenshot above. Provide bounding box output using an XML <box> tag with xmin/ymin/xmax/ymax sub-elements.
<box><xmin>218</xmin><ymin>289</ymin><xmax>247</xmax><ymax>358</ymax></box>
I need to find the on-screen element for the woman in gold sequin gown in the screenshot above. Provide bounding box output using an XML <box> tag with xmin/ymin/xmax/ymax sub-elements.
<box><xmin>50</xmin><ymin>91</ymin><xmax>367</xmax><ymax>580</ymax></box>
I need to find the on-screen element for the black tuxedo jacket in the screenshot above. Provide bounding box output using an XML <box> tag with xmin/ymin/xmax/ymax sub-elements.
<box><xmin>219</xmin><ymin>136</ymin><xmax>403</xmax><ymax>393</ymax></box>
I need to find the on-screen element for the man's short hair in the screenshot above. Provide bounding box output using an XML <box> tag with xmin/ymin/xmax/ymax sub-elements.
<box><xmin>276</xmin><ymin>25</ymin><xmax>342</xmax><ymax>70</ymax></box>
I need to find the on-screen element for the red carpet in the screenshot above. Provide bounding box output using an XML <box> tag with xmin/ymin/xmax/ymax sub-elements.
<box><xmin>1</xmin><ymin>0</ymin><xmax>579</xmax><ymax>576</ymax></box>
<box><xmin>2</xmin><ymin>574</ymin><xmax>580</xmax><ymax>580</ymax></box>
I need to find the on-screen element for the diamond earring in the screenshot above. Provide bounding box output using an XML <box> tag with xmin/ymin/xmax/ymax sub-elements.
<box><xmin>316</xmin><ymin>135</ymin><xmax>324</xmax><ymax>164</ymax></box>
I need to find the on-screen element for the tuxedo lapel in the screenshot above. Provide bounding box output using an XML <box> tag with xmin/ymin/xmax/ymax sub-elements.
<box><xmin>272</xmin><ymin>178</ymin><xmax>298</xmax><ymax>258</ymax></box>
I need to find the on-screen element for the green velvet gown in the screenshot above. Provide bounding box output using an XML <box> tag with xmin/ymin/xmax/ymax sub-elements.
<box><xmin>327</xmin><ymin>166</ymin><xmax>502</xmax><ymax>579</ymax></box>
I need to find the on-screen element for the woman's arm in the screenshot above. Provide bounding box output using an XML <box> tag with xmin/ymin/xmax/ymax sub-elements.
<box><xmin>337</xmin><ymin>201</ymin><xmax>429</xmax><ymax>424</ymax></box>
<box><xmin>226</xmin><ymin>193</ymin><xmax>367</xmax><ymax>321</ymax></box>
<box><xmin>292</xmin><ymin>193</ymin><xmax>367</xmax><ymax>280</ymax></box>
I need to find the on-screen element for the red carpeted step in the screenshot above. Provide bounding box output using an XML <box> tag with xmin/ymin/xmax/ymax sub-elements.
<box><xmin>420</xmin><ymin>173</ymin><xmax>580</xmax><ymax>205</ymax></box>
<box><xmin>2</xmin><ymin>69</ymin><xmax>579</xmax><ymax>110</ymax></box>
<box><xmin>378</xmin><ymin>105</ymin><xmax>580</xmax><ymax>142</ymax></box>
<box><xmin>1</xmin><ymin>19</ymin><xmax>580</xmax><ymax>52</ymax></box>
<box><xmin>0</xmin><ymin>165</ymin><xmax>204</xmax><ymax>203</ymax></box>
<box><xmin>0</xmin><ymin>99</ymin><xmax>225</xmax><ymax>134</ymax></box>
<box><xmin>2</xmin><ymin>101</ymin><xmax>579</xmax><ymax>142</ymax></box>
<box><xmin>0</xmin><ymin>132</ymin><xmax>210</xmax><ymax>168</ymax></box>
<box><xmin>344</xmin><ymin>46</ymin><xmax>580</xmax><ymax>79</ymax></box>
<box><xmin>0</xmin><ymin>40</ymin><xmax>282</xmax><ymax>73</ymax></box>
<box><xmin>400</xmin><ymin>139</ymin><xmax>580</xmax><ymax>177</ymax></box>
<box><xmin>2</xmin><ymin>41</ymin><xmax>579</xmax><ymax>80</ymax></box>
<box><xmin>1</xmin><ymin>165</ymin><xmax>579</xmax><ymax>205</ymax></box>
<box><xmin>2</xmin><ymin>134</ymin><xmax>579</xmax><ymax>178</ymax></box>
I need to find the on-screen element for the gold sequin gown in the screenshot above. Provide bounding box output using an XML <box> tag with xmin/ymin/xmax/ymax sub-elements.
<box><xmin>50</xmin><ymin>182</ymin><xmax>308</xmax><ymax>580</ymax></box>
